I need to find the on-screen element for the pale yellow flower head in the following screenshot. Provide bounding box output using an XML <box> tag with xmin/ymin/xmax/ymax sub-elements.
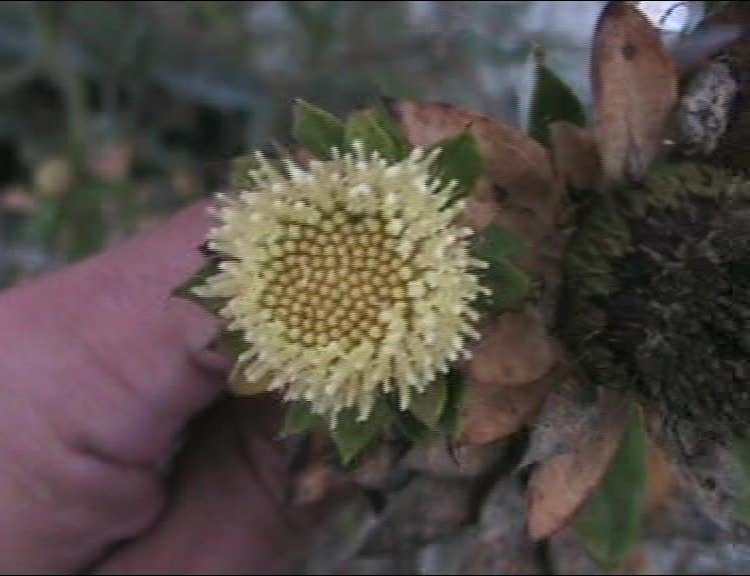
<box><xmin>197</xmin><ymin>142</ymin><xmax>486</xmax><ymax>423</ymax></box>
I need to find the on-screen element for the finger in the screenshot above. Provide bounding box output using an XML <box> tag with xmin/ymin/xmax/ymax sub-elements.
<box><xmin>0</xmin><ymin>200</ymin><xmax>228</xmax><ymax>466</ymax></box>
<box><xmin>91</xmin><ymin>398</ymin><xmax>314</xmax><ymax>575</ymax></box>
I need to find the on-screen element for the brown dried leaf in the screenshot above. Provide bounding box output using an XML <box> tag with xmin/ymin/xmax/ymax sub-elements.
<box><xmin>466</xmin><ymin>312</ymin><xmax>559</xmax><ymax>388</ymax></box>
<box><xmin>527</xmin><ymin>394</ymin><xmax>629</xmax><ymax>541</ymax></box>
<box><xmin>548</xmin><ymin>121</ymin><xmax>601</xmax><ymax>191</ymax></box>
<box><xmin>593</xmin><ymin>2</ymin><xmax>679</xmax><ymax>183</ymax></box>
<box><xmin>644</xmin><ymin>439</ymin><xmax>676</xmax><ymax>514</ymax></box>
<box><xmin>389</xmin><ymin>100</ymin><xmax>562</xmax><ymax>237</ymax></box>
<box><xmin>461</xmin><ymin>363</ymin><xmax>557</xmax><ymax>446</ymax></box>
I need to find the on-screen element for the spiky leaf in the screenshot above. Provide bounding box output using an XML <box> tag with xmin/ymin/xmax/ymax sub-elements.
<box><xmin>480</xmin><ymin>258</ymin><xmax>532</xmax><ymax>313</ymax></box>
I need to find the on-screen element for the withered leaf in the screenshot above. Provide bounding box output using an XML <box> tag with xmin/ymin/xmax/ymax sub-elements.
<box><xmin>465</xmin><ymin>312</ymin><xmax>558</xmax><ymax>388</ymax></box>
<box><xmin>644</xmin><ymin>438</ymin><xmax>676</xmax><ymax>514</ymax></box>
<box><xmin>592</xmin><ymin>2</ymin><xmax>679</xmax><ymax>183</ymax></box>
<box><xmin>548</xmin><ymin>121</ymin><xmax>602</xmax><ymax>191</ymax></box>
<box><xmin>388</xmin><ymin>100</ymin><xmax>562</xmax><ymax>236</ymax></box>
<box><xmin>527</xmin><ymin>393</ymin><xmax>629</xmax><ymax>541</ymax></box>
<box><xmin>461</xmin><ymin>365</ymin><xmax>557</xmax><ymax>446</ymax></box>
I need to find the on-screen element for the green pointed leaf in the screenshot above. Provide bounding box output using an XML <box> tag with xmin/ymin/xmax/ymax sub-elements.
<box><xmin>172</xmin><ymin>259</ymin><xmax>225</xmax><ymax>314</ymax></box>
<box><xmin>211</xmin><ymin>328</ymin><xmax>246</xmax><ymax>358</ymax></box>
<box><xmin>370</xmin><ymin>104</ymin><xmax>410</xmax><ymax>159</ymax></box>
<box><xmin>282</xmin><ymin>401</ymin><xmax>322</xmax><ymax>436</ymax></box>
<box><xmin>333</xmin><ymin>398</ymin><xmax>394</xmax><ymax>466</ymax></box>
<box><xmin>473</xmin><ymin>223</ymin><xmax>529</xmax><ymax>261</ymax></box>
<box><xmin>410</xmin><ymin>379</ymin><xmax>448</xmax><ymax>429</ymax></box>
<box><xmin>293</xmin><ymin>99</ymin><xmax>345</xmax><ymax>159</ymax></box>
<box><xmin>576</xmin><ymin>402</ymin><xmax>648</xmax><ymax>571</ymax></box>
<box><xmin>438</xmin><ymin>368</ymin><xmax>469</xmax><ymax>440</ymax></box>
<box><xmin>431</xmin><ymin>131</ymin><xmax>483</xmax><ymax>201</ymax></box>
<box><xmin>529</xmin><ymin>47</ymin><xmax>586</xmax><ymax>147</ymax></box>
<box><xmin>345</xmin><ymin>108</ymin><xmax>407</xmax><ymax>161</ymax></box>
<box><xmin>395</xmin><ymin>411</ymin><xmax>436</xmax><ymax>445</ymax></box>
<box><xmin>480</xmin><ymin>258</ymin><xmax>532</xmax><ymax>313</ymax></box>
<box><xmin>472</xmin><ymin>225</ymin><xmax>532</xmax><ymax>312</ymax></box>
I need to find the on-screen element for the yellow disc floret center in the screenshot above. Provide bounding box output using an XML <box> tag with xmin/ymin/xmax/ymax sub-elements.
<box><xmin>262</xmin><ymin>210</ymin><xmax>412</xmax><ymax>350</ymax></box>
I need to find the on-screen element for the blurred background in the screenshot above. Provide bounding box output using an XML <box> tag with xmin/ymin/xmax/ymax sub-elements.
<box><xmin>0</xmin><ymin>1</ymin><xmax>700</xmax><ymax>289</ymax></box>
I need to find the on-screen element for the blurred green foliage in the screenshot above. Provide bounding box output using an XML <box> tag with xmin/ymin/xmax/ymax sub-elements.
<box><xmin>0</xmin><ymin>1</ymin><xmax>592</xmax><ymax>288</ymax></box>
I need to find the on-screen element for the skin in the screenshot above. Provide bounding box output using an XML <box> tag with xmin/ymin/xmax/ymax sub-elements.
<box><xmin>0</xmin><ymin>201</ymin><xmax>316</xmax><ymax>574</ymax></box>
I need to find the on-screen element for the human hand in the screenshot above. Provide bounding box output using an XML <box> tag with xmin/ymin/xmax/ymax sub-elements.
<box><xmin>0</xmin><ymin>202</ymin><xmax>313</xmax><ymax>574</ymax></box>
